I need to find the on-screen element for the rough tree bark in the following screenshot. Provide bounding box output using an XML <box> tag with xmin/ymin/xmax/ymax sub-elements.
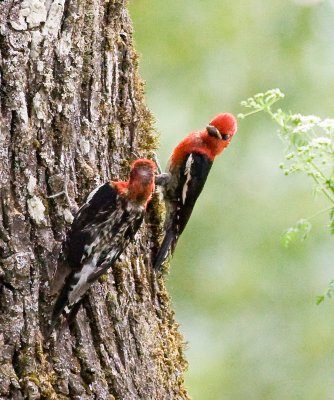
<box><xmin>0</xmin><ymin>1</ymin><xmax>189</xmax><ymax>399</ymax></box>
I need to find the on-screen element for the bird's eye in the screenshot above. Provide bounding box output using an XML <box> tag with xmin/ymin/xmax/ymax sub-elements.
<box><xmin>221</xmin><ymin>133</ymin><xmax>230</xmax><ymax>140</ymax></box>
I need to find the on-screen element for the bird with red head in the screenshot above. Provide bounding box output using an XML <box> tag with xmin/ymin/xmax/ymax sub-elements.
<box><xmin>154</xmin><ymin>113</ymin><xmax>237</xmax><ymax>271</ymax></box>
<box><xmin>50</xmin><ymin>158</ymin><xmax>156</xmax><ymax>331</ymax></box>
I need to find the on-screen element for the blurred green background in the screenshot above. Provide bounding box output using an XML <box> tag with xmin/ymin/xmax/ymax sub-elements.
<box><xmin>130</xmin><ymin>1</ymin><xmax>334</xmax><ymax>399</ymax></box>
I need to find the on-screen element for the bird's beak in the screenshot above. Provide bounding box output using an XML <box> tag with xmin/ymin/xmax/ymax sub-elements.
<box><xmin>206</xmin><ymin>125</ymin><xmax>222</xmax><ymax>139</ymax></box>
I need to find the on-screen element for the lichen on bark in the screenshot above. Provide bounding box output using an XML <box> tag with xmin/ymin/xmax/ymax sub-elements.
<box><xmin>0</xmin><ymin>0</ymin><xmax>189</xmax><ymax>398</ymax></box>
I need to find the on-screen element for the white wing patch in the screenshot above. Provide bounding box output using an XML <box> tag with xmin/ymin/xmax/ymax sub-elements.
<box><xmin>75</xmin><ymin>183</ymin><xmax>104</xmax><ymax>220</ymax></box>
<box><xmin>86</xmin><ymin>183</ymin><xmax>104</xmax><ymax>204</ymax></box>
<box><xmin>182</xmin><ymin>154</ymin><xmax>194</xmax><ymax>204</ymax></box>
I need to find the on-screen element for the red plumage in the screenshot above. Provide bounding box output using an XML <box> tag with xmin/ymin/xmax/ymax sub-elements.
<box><xmin>209</xmin><ymin>112</ymin><xmax>237</xmax><ymax>139</ymax></box>
<box><xmin>170</xmin><ymin>112</ymin><xmax>237</xmax><ymax>166</ymax></box>
<box><xmin>113</xmin><ymin>158</ymin><xmax>156</xmax><ymax>206</ymax></box>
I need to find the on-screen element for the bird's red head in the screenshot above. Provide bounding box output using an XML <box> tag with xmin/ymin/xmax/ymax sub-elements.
<box><xmin>170</xmin><ymin>112</ymin><xmax>237</xmax><ymax>166</ymax></box>
<box><xmin>128</xmin><ymin>158</ymin><xmax>156</xmax><ymax>206</ymax></box>
<box><xmin>202</xmin><ymin>112</ymin><xmax>237</xmax><ymax>158</ymax></box>
<box><xmin>208</xmin><ymin>113</ymin><xmax>237</xmax><ymax>139</ymax></box>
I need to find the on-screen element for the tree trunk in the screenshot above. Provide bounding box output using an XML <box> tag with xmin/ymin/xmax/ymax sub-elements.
<box><xmin>0</xmin><ymin>1</ymin><xmax>189</xmax><ymax>399</ymax></box>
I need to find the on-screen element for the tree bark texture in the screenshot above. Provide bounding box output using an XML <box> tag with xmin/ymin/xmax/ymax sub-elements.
<box><xmin>0</xmin><ymin>1</ymin><xmax>189</xmax><ymax>399</ymax></box>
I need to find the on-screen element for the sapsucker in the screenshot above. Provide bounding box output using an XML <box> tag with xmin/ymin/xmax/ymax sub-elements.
<box><xmin>50</xmin><ymin>158</ymin><xmax>156</xmax><ymax>330</ymax></box>
<box><xmin>154</xmin><ymin>113</ymin><xmax>237</xmax><ymax>271</ymax></box>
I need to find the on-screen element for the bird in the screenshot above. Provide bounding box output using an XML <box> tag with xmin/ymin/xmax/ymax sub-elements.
<box><xmin>50</xmin><ymin>158</ymin><xmax>156</xmax><ymax>330</ymax></box>
<box><xmin>153</xmin><ymin>112</ymin><xmax>237</xmax><ymax>271</ymax></box>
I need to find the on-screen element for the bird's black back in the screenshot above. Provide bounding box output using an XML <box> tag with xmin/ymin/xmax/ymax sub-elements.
<box><xmin>154</xmin><ymin>152</ymin><xmax>213</xmax><ymax>270</ymax></box>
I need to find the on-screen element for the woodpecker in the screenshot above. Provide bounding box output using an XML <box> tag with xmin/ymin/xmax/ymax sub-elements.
<box><xmin>154</xmin><ymin>113</ymin><xmax>237</xmax><ymax>271</ymax></box>
<box><xmin>50</xmin><ymin>158</ymin><xmax>156</xmax><ymax>330</ymax></box>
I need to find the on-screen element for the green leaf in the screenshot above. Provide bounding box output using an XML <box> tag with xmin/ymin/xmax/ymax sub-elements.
<box><xmin>281</xmin><ymin>219</ymin><xmax>312</xmax><ymax>248</ymax></box>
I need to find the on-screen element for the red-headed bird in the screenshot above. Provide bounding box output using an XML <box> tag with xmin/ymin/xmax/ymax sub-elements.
<box><xmin>154</xmin><ymin>113</ymin><xmax>237</xmax><ymax>271</ymax></box>
<box><xmin>50</xmin><ymin>158</ymin><xmax>156</xmax><ymax>330</ymax></box>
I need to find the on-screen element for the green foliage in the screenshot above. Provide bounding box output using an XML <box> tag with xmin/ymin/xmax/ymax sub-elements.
<box><xmin>281</xmin><ymin>218</ymin><xmax>312</xmax><ymax>248</ymax></box>
<box><xmin>239</xmin><ymin>89</ymin><xmax>334</xmax><ymax>244</ymax></box>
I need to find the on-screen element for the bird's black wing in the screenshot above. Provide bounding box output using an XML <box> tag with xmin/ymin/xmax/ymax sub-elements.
<box><xmin>50</xmin><ymin>182</ymin><xmax>118</xmax><ymax>295</ymax></box>
<box><xmin>50</xmin><ymin>182</ymin><xmax>145</xmax><ymax>330</ymax></box>
<box><xmin>60</xmin><ymin>211</ymin><xmax>144</xmax><ymax>325</ymax></box>
<box><xmin>86</xmin><ymin>211</ymin><xmax>144</xmax><ymax>283</ymax></box>
<box><xmin>65</xmin><ymin>182</ymin><xmax>119</xmax><ymax>269</ymax></box>
<box><xmin>154</xmin><ymin>152</ymin><xmax>212</xmax><ymax>271</ymax></box>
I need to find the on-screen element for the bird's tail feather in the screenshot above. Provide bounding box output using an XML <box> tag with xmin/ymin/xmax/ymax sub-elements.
<box><xmin>66</xmin><ymin>299</ymin><xmax>84</xmax><ymax>326</ymax></box>
<box><xmin>153</xmin><ymin>229</ymin><xmax>177</xmax><ymax>272</ymax></box>
<box><xmin>49</xmin><ymin>287</ymin><xmax>70</xmax><ymax>333</ymax></box>
<box><xmin>48</xmin><ymin>295</ymin><xmax>83</xmax><ymax>337</ymax></box>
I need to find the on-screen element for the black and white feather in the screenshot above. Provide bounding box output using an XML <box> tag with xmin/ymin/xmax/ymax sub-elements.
<box><xmin>154</xmin><ymin>152</ymin><xmax>212</xmax><ymax>271</ymax></box>
<box><xmin>50</xmin><ymin>182</ymin><xmax>145</xmax><ymax>329</ymax></box>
